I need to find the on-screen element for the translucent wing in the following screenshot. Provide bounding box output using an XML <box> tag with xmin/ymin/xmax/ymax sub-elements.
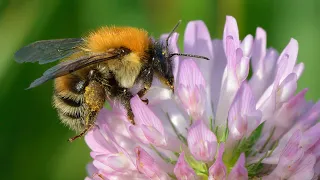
<box><xmin>27</xmin><ymin>48</ymin><xmax>129</xmax><ymax>89</ymax></box>
<box><xmin>14</xmin><ymin>38</ymin><xmax>84</xmax><ymax>64</ymax></box>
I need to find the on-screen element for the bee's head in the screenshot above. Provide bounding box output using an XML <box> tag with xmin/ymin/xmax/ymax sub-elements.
<box><xmin>152</xmin><ymin>20</ymin><xmax>210</xmax><ymax>92</ymax></box>
<box><xmin>152</xmin><ymin>42</ymin><xmax>175</xmax><ymax>91</ymax></box>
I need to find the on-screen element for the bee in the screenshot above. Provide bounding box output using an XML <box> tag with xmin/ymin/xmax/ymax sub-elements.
<box><xmin>14</xmin><ymin>21</ymin><xmax>209</xmax><ymax>142</ymax></box>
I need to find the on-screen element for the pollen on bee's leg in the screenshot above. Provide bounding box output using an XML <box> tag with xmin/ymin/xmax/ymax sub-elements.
<box><xmin>84</xmin><ymin>81</ymin><xmax>106</xmax><ymax>112</ymax></box>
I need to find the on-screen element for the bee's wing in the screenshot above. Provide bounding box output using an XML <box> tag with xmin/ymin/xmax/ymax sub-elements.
<box><xmin>27</xmin><ymin>50</ymin><xmax>127</xmax><ymax>89</ymax></box>
<box><xmin>14</xmin><ymin>38</ymin><xmax>84</xmax><ymax>64</ymax></box>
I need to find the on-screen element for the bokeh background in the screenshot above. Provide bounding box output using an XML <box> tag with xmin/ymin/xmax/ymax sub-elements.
<box><xmin>0</xmin><ymin>0</ymin><xmax>319</xmax><ymax>179</ymax></box>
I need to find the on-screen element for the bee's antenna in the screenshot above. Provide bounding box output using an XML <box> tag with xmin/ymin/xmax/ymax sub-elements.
<box><xmin>169</xmin><ymin>53</ymin><xmax>210</xmax><ymax>60</ymax></box>
<box><xmin>166</xmin><ymin>20</ymin><xmax>182</xmax><ymax>54</ymax></box>
<box><xmin>165</xmin><ymin>21</ymin><xmax>210</xmax><ymax>61</ymax></box>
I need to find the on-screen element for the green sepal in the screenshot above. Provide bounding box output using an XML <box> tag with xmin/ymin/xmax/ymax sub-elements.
<box><xmin>184</xmin><ymin>153</ymin><xmax>208</xmax><ymax>176</ymax></box>
<box><xmin>104</xmin><ymin>101</ymin><xmax>112</xmax><ymax>110</ymax></box>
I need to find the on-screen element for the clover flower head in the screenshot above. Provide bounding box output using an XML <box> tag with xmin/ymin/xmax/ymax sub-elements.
<box><xmin>85</xmin><ymin>16</ymin><xmax>320</xmax><ymax>180</ymax></box>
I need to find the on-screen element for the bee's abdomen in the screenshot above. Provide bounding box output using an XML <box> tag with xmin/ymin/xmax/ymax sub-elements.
<box><xmin>53</xmin><ymin>74</ymin><xmax>88</xmax><ymax>132</ymax></box>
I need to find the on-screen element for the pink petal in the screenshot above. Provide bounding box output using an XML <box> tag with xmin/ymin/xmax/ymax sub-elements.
<box><xmin>177</xmin><ymin>59</ymin><xmax>207</xmax><ymax>119</ymax></box>
<box><xmin>262</xmin><ymin>101</ymin><xmax>320</xmax><ymax>164</ymax></box>
<box><xmin>215</xmin><ymin>16</ymin><xmax>249</xmax><ymax>137</ymax></box>
<box><xmin>178</xmin><ymin>59</ymin><xmax>206</xmax><ymax>88</ymax></box>
<box><xmin>249</xmin><ymin>47</ymin><xmax>278</xmax><ymax>100</ymax></box>
<box><xmin>183</xmin><ymin>21</ymin><xmax>214</xmax><ymax>121</ymax></box>
<box><xmin>210</xmin><ymin>40</ymin><xmax>227</xmax><ymax>114</ymax></box>
<box><xmin>225</xmin><ymin>35</ymin><xmax>238</xmax><ymax>70</ymax></box>
<box><xmin>236</xmin><ymin>56</ymin><xmax>250</xmax><ymax>82</ymax></box>
<box><xmin>184</xmin><ymin>20</ymin><xmax>213</xmax><ymax>58</ymax></box>
<box><xmin>92</xmin><ymin>160</ymin><xmax>114</xmax><ymax>174</ymax></box>
<box><xmin>267</xmin><ymin>131</ymin><xmax>304</xmax><ymax>178</ymax></box>
<box><xmin>214</xmin><ymin>58</ymin><xmax>241</xmax><ymax>137</ymax></box>
<box><xmin>278</xmin><ymin>73</ymin><xmax>297</xmax><ymax>103</ymax></box>
<box><xmin>129</xmin><ymin>125</ymin><xmax>150</xmax><ymax>144</ymax></box>
<box><xmin>268</xmin><ymin>89</ymin><xmax>309</xmax><ymax>140</ymax></box>
<box><xmin>256</xmin><ymin>48</ymin><xmax>290</xmax><ymax>119</ymax></box>
<box><xmin>251</xmin><ymin>27</ymin><xmax>267</xmax><ymax>72</ymax></box>
<box><xmin>223</xmin><ymin>16</ymin><xmax>240</xmax><ymax>52</ymax></box>
<box><xmin>143</xmin><ymin>81</ymin><xmax>173</xmax><ymax>104</ymax></box>
<box><xmin>86</xmin><ymin>163</ymin><xmax>99</xmax><ymax>178</ymax></box>
<box><xmin>130</xmin><ymin>95</ymin><xmax>165</xmax><ymax>138</ymax></box>
<box><xmin>257</xmin><ymin>45</ymin><xmax>287</xmax><ymax>104</ymax></box>
<box><xmin>135</xmin><ymin>146</ymin><xmax>169</xmax><ymax>180</ymax></box>
<box><xmin>292</xmin><ymin>100</ymin><xmax>320</xmax><ymax>135</ymax></box>
<box><xmin>227</xmin><ymin>153</ymin><xmax>248</xmax><ymax>180</ymax></box>
<box><xmin>130</xmin><ymin>95</ymin><xmax>164</xmax><ymax>134</ymax></box>
<box><xmin>241</xmin><ymin>34</ymin><xmax>253</xmax><ymax>57</ymax></box>
<box><xmin>293</xmin><ymin>62</ymin><xmax>304</xmax><ymax>79</ymax></box>
<box><xmin>95</xmin><ymin>153</ymin><xmax>131</xmax><ymax>172</ymax></box>
<box><xmin>289</xmin><ymin>153</ymin><xmax>316</xmax><ymax>180</ymax></box>
<box><xmin>161</xmin><ymin>100</ymin><xmax>189</xmax><ymax>137</ymax></box>
<box><xmin>308</xmin><ymin>139</ymin><xmax>320</xmax><ymax>159</ymax></box>
<box><xmin>177</xmin><ymin>85</ymin><xmax>206</xmax><ymax>120</ymax></box>
<box><xmin>141</xmin><ymin>124</ymin><xmax>167</xmax><ymax>146</ymax></box>
<box><xmin>184</xmin><ymin>20</ymin><xmax>213</xmax><ymax>84</ymax></box>
<box><xmin>85</xmin><ymin>127</ymin><xmax>118</xmax><ymax>156</ymax></box>
<box><xmin>277</xmin><ymin>38</ymin><xmax>299</xmax><ymax>83</ymax></box>
<box><xmin>174</xmin><ymin>152</ymin><xmax>197</xmax><ymax>180</ymax></box>
<box><xmin>300</xmin><ymin>123</ymin><xmax>320</xmax><ymax>151</ymax></box>
<box><xmin>264</xmin><ymin>48</ymin><xmax>279</xmax><ymax>75</ymax></box>
<box><xmin>209</xmin><ymin>144</ymin><xmax>227</xmax><ymax>180</ymax></box>
<box><xmin>257</xmin><ymin>52</ymin><xmax>288</xmax><ymax>120</ymax></box>
<box><xmin>187</xmin><ymin>120</ymin><xmax>217</xmax><ymax>161</ymax></box>
<box><xmin>312</xmin><ymin>160</ymin><xmax>320</xmax><ymax>178</ymax></box>
<box><xmin>228</xmin><ymin>82</ymin><xmax>261</xmax><ymax>140</ymax></box>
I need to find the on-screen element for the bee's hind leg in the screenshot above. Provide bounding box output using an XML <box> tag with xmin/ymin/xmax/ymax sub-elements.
<box><xmin>68</xmin><ymin>113</ymin><xmax>95</xmax><ymax>142</ymax></box>
<box><xmin>68</xmin><ymin>81</ymin><xmax>106</xmax><ymax>142</ymax></box>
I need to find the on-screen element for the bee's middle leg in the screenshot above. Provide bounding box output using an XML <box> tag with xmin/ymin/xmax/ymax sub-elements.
<box><xmin>116</xmin><ymin>88</ymin><xmax>135</xmax><ymax>124</ymax></box>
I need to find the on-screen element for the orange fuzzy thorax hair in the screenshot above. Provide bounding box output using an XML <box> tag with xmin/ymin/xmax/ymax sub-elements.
<box><xmin>84</xmin><ymin>26</ymin><xmax>150</xmax><ymax>57</ymax></box>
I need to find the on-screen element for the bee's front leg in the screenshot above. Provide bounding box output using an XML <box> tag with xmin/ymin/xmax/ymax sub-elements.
<box><xmin>137</xmin><ymin>69</ymin><xmax>153</xmax><ymax>105</ymax></box>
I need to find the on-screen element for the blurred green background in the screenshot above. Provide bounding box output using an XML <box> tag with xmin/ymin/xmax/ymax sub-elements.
<box><xmin>0</xmin><ymin>0</ymin><xmax>319</xmax><ymax>179</ymax></box>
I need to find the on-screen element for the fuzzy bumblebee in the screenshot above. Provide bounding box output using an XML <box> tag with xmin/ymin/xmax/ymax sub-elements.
<box><xmin>14</xmin><ymin>21</ymin><xmax>209</xmax><ymax>142</ymax></box>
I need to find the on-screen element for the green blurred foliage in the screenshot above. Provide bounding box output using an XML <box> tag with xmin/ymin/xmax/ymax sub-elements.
<box><xmin>0</xmin><ymin>0</ymin><xmax>319</xmax><ymax>179</ymax></box>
